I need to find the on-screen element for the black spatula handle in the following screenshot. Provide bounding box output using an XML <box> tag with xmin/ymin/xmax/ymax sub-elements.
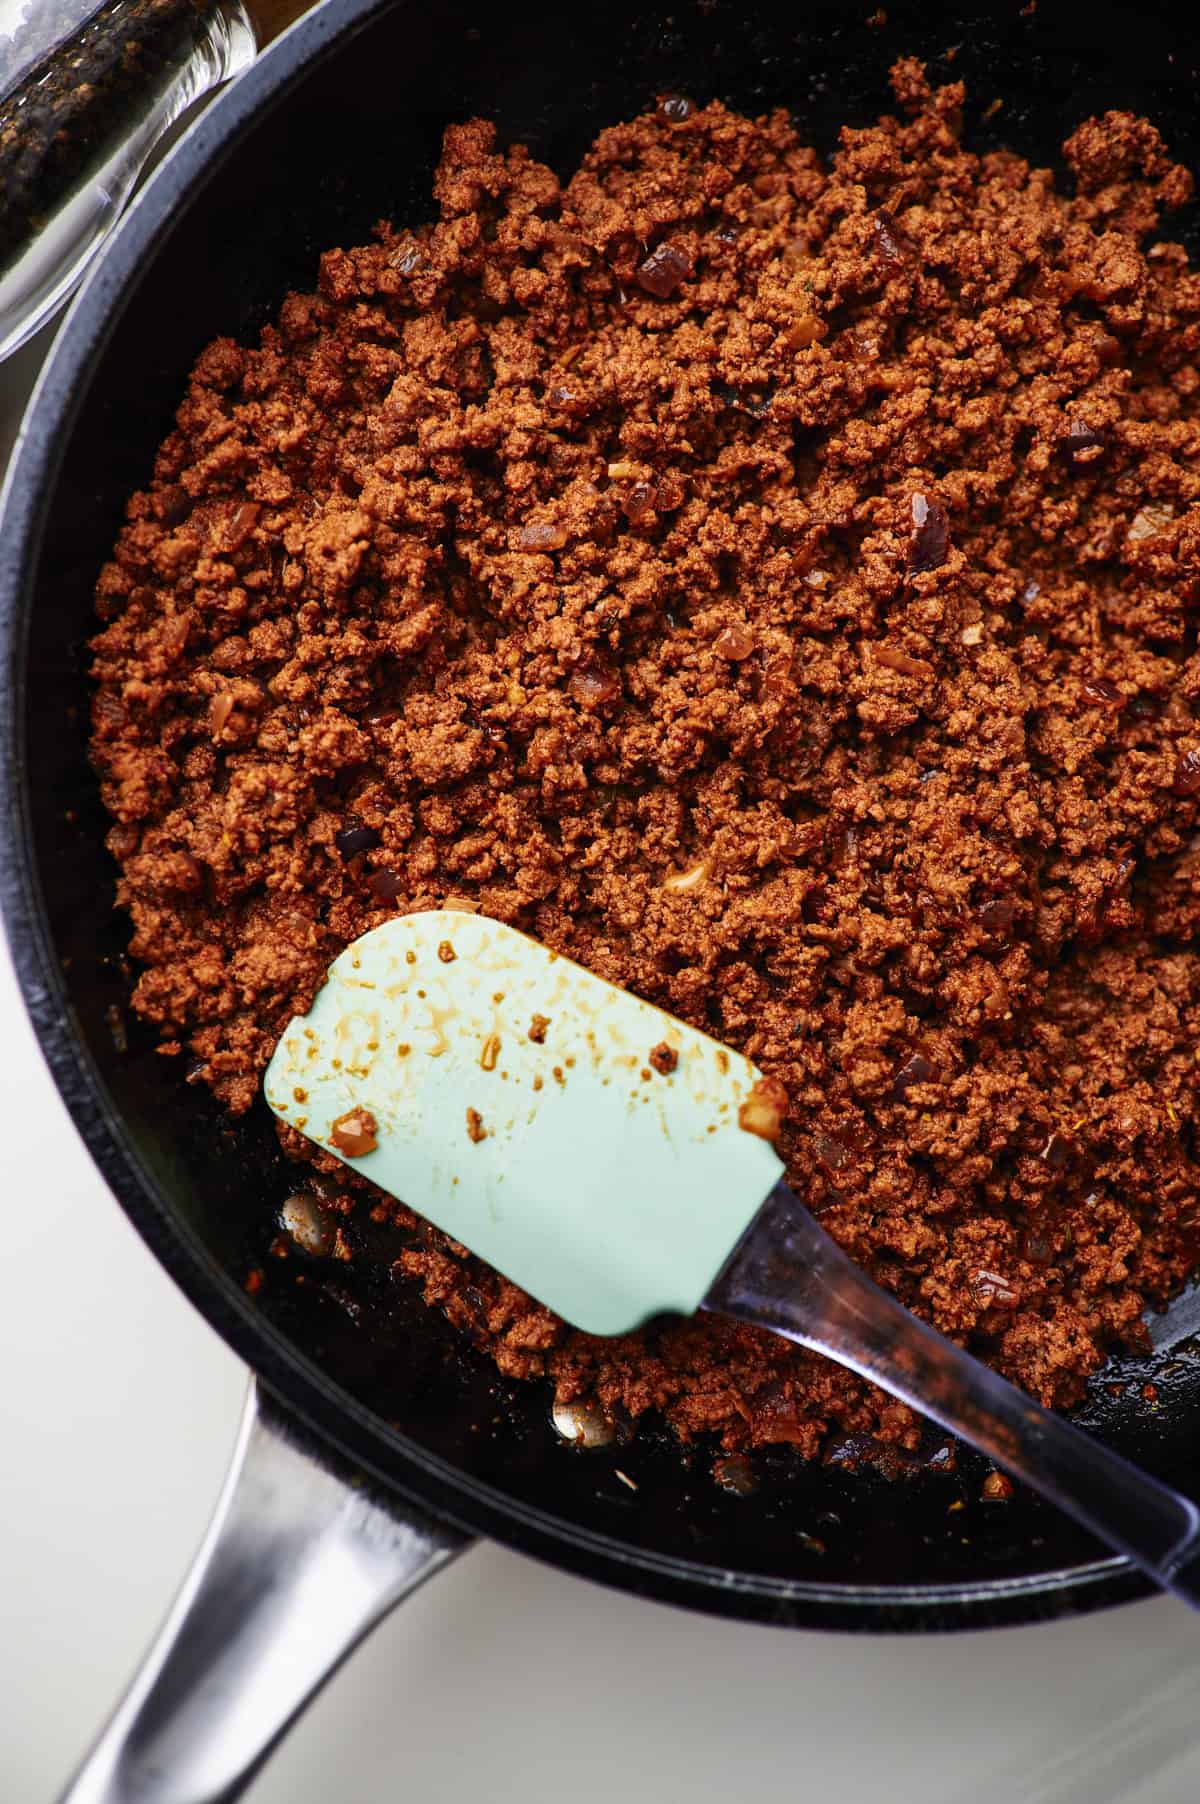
<box><xmin>706</xmin><ymin>1179</ymin><xmax>1200</xmax><ymax>1609</ymax></box>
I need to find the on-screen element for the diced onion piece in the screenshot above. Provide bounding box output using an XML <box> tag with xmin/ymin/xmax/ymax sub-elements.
<box><xmin>551</xmin><ymin>1400</ymin><xmax>616</xmax><ymax>1448</ymax></box>
<box><xmin>280</xmin><ymin>1192</ymin><xmax>335</xmax><ymax>1257</ymax></box>
<box><xmin>738</xmin><ymin>1076</ymin><xmax>789</xmax><ymax>1144</ymax></box>
<box><xmin>663</xmin><ymin>859</ymin><xmax>710</xmax><ymax>894</ymax></box>
<box><xmin>1128</xmin><ymin>503</ymin><xmax>1174</xmax><ymax>543</ymax></box>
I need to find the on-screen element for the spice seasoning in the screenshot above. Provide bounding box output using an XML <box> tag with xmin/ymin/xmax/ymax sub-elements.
<box><xmin>91</xmin><ymin>62</ymin><xmax>1200</xmax><ymax>1460</ymax></box>
<box><xmin>0</xmin><ymin>1</ymin><xmax>212</xmax><ymax>271</ymax></box>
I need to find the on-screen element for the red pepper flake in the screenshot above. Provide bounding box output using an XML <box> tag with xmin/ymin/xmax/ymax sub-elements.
<box><xmin>892</xmin><ymin>1050</ymin><xmax>937</xmax><ymax>1098</ymax></box>
<box><xmin>873</xmin><ymin>208</ymin><xmax>911</xmax><ymax>267</ymax></box>
<box><xmin>529</xmin><ymin>1013</ymin><xmax>550</xmax><ymax>1044</ymax></box>
<box><xmin>1174</xmin><ymin>750</ymin><xmax>1200</xmax><ymax>796</ymax></box>
<box><xmin>1039</xmin><ymin>1131</ymin><xmax>1073</xmax><ymax>1171</ymax></box>
<box><xmin>515</xmin><ymin>522</ymin><xmax>567</xmax><ymax>552</ymax></box>
<box><xmin>907</xmin><ymin>493</ymin><xmax>950</xmax><ymax>572</ymax></box>
<box><xmin>623</xmin><ymin>482</ymin><xmax>659</xmax><ymax>524</ymax></box>
<box><xmin>335</xmin><ymin>822</ymin><xmax>381</xmax><ymax>857</ymax></box>
<box><xmin>813</xmin><ymin>1130</ymin><xmax>853</xmax><ymax>1173</ymax></box>
<box><xmin>981</xmin><ymin>1469</ymin><xmax>1015</xmax><ymax>1501</ymax></box>
<box><xmin>624</xmin><ymin>473</ymin><xmax>687</xmax><ymax>520</ymax></box>
<box><xmin>978</xmin><ymin>895</ymin><xmax>1015</xmax><ymax>938</ymax></box>
<box><xmin>569</xmin><ymin>664</ymin><xmax>621</xmax><ymax>707</ymax></box>
<box><xmin>1060</xmin><ymin>420</ymin><xmax>1111</xmax><ymax>466</ymax></box>
<box><xmin>367</xmin><ymin>870</ymin><xmax>405</xmax><ymax>902</ymax></box>
<box><xmin>714</xmin><ymin>623</ymin><xmax>755</xmax><ymax>660</ymax></box>
<box><xmin>1082</xmin><ymin>677</ymin><xmax>1124</xmax><ymax>707</ymax></box>
<box><xmin>466</xmin><ymin>1107</ymin><xmax>487</xmax><ymax>1143</ymax></box>
<box><xmin>330</xmin><ymin>1108</ymin><xmax>379</xmax><ymax>1158</ymax></box>
<box><xmin>972</xmin><ymin>1269</ymin><xmax>1018</xmax><ymax>1309</ymax></box>
<box><xmin>437</xmin><ymin>940</ymin><xmax>456</xmax><ymax>963</ymax></box>
<box><xmin>636</xmin><ymin>240</ymin><xmax>692</xmax><ymax>299</ymax></box>
<box><xmin>649</xmin><ymin>1040</ymin><xmax>678</xmax><ymax>1074</ymax></box>
<box><xmin>225</xmin><ymin>501</ymin><xmax>260</xmax><ymax>549</ymax></box>
<box><xmin>654</xmin><ymin>472</ymin><xmax>686</xmax><ymax>511</ymax></box>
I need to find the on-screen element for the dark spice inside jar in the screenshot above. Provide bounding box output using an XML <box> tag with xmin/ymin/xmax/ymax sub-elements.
<box><xmin>0</xmin><ymin>0</ymin><xmax>214</xmax><ymax>274</ymax></box>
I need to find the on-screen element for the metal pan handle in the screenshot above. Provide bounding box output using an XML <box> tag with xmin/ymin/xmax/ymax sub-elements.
<box><xmin>59</xmin><ymin>1379</ymin><xmax>468</xmax><ymax>1804</ymax></box>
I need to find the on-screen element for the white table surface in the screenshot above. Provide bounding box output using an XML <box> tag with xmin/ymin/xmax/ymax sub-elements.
<box><xmin>4</xmin><ymin>307</ymin><xmax>1200</xmax><ymax>1804</ymax></box>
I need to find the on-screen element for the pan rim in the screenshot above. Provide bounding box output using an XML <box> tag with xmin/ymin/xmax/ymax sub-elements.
<box><xmin>0</xmin><ymin>0</ymin><xmax>1154</xmax><ymax>1631</ymax></box>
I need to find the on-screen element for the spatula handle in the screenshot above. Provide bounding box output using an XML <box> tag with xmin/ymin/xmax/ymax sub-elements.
<box><xmin>706</xmin><ymin>1180</ymin><xmax>1200</xmax><ymax>1609</ymax></box>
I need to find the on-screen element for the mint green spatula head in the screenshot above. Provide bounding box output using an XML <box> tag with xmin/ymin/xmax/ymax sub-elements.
<box><xmin>262</xmin><ymin>912</ymin><xmax>1200</xmax><ymax>1611</ymax></box>
<box><xmin>264</xmin><ymin>910</ymin><xmax>784</xmax><ymax>1335</ymax></box>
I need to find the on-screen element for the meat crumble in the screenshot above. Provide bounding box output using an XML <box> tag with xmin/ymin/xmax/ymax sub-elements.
<box><xmin>90</xmin><ymin>60</ymin><xmax>1200</xmax><ymax>1460</ymax></box>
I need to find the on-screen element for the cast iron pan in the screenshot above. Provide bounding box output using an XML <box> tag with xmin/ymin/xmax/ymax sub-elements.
<box><xmin>4</xmin><ymin>0</ymin><xmax>1200</xmax><ymax>1637</ymax></box>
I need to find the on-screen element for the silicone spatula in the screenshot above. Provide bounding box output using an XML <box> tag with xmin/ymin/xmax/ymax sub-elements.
<box><xmin>265</xmin><ymin>908</ymin><xmax>1200</xmax><ymax>1607</ymax></box>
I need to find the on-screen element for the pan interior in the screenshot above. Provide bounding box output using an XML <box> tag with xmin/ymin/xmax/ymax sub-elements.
<box><xmin>12</xmin><ymin>0</ymin><xmax>1200</xmax><ymax>1624</ymax></box>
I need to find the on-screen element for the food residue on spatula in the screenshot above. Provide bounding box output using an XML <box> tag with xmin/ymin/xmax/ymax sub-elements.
<box><xmin>263</xmin><ymin>911</ymin><xmax>785</xmax><ymax>1340</ymax></box>
<box><xmin>329</xmin><ymin>1109</ymin><xmax>378</xmax><ymax>1158</ymax></box>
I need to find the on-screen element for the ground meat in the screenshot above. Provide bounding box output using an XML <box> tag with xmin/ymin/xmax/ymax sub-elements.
<box><xmin>90</xmin><ymin>60</ymin><xmax>1200</xmax><ymax>1459</ymax></box>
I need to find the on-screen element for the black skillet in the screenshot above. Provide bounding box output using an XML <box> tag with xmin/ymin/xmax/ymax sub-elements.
<box><xmin>5</xmin><ymin>0</ymin><xmax>1200</xmax><ymax>1787</ymax></box>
